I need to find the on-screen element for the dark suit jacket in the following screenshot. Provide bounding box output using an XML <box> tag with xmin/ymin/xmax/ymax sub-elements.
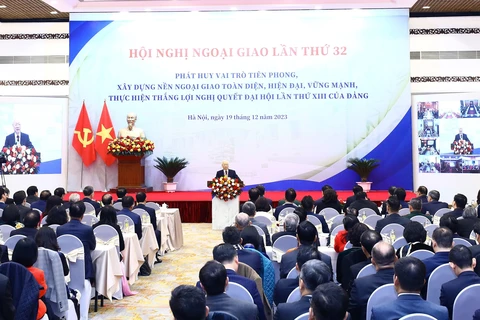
<box><xmin>343</xmin><ymin>195</ymin><xmax>357</xmax><ymax>213</ymax></box>
<box><xmin>205</xmin><ymin>293</ymin><xmax>257</xmax><ymax>320</ymax></box>
<box><xmin>4</xmin><ymin>132</ymin><xmax>33</xmax><ymax>148</ymax></box>
<box><xmin>349</xmin><ymin>199</ymin><xmax>380</xmax><ymax>215</ymax></box>
<box><xmin>453</xmin><ymin>234</ymin><xmax>476</xmax><ymax>246</ymax></box>
<box><xmin>237</xmin><ymin>249</ymin><xmax>263</xmax><ymax>278</ymax></box>
<box><xmin>306</xmin><ymin>213</ymin><xmax>329</xmax><ymax>234</ymax></box>
<box><xmin>25</xmin><ymin>196</ymin><xmax>38</xmax><ymax>205</ymax></box>
<box><xmin>135</xmin><ymin>204</ymin><xmax>157</xmax><ymax>231</ymax></box>
<box><xmin>272</xmin><ymin>231</ymin><xmax>296</xmax><ymax>245</ymax></box>
<box><xmin>348</xmin><ymin>268</ymin><xmax>395</xmax><ymax>320</ymax></box>
<box><xmin>10</xmin><ymin>227</ymin><xmax>37</xmax><ymax>240</ymax></box>
<box><xmin>371</xmin><ymin>294</ymin><xmax>448</xmax><ymax>320</ymax></box>
<box><xmin>455</xmin><ymin>133</ymin><xmax>470</xmax><ymax>142</ymax></box>
<box><xmin>280</xmin><ymin>246</ymin><xmax>332</xmax><ymax>279</ymax></box>
<box><xmin>274</xmin><ymin>203</ymin><xmax>297</xmax><ymax>220</ymax></box>
<box><xmin>474</xmin><ymin>309</ymin><xmax>480</xmax><ymax>320</ymax></box>
<box><xmin>423</xmin><ymin>251</ymin><xmax>450</xmax><ymax>279</ymax></box>
<box><xmin>215</xmin><ymin>169</ymin><xmax>240</xmax><ymax>180</ymax></box>
<box><xmin>117</xmin><ymin>208</ymin><xmax>142</xmax><ymax>240</ymax></box>
<box><xmin>445</xmin><ymin>208</ymin><xmax>464</xmax><ymax>219</ymax></box>
<box><xmin>225</xmin><ymin>269</ymin><xmax>265</xmax><ymax>320</ymax></box>
<box><xmin>457</xmin><ymin>217</ymin><xmax>480</xmax><ymax>238</ymax></box>
<box><xmin>0</xmin><ymin>273</ymin><xmax>15</xmax><ymax>320</ymax></box>
<box><xmin>340</xmin><ymin>248</ymin><xmax>367</xmax><ymax>290</ymax></box>
<box><xmin>348</xmin><ymin>259</ymin><xmax>371</xmax><ymax>293</ymax></box>
<box><xmin>274</xmin><ymin>295</ymin><xmax>311</xmax><ymax>320</ymax></box>
<box><xmin>31</xmin><ymin>200</ymin><xmax>47</xmax><ymax>213</ymax></box>
<box><xmin>421</xmin><ymin>200</ymin><xmax>448</xmax><ymax>215</ymax></box>
<box><xmin>16</xmin><ymin>204</ymin><xmax>30</xmax><ymax>222</ymax></box>
<box><xmin>470</xmin><ymin>245</ymin><xmax>480</xmax><ymax>275</ymax></box>
<box><xmin>440</xmin><ymin>271</ymin><xmax>480</xmax><ymax>318</ymax></box>
<box><xmin>56</xmin><ymin>219</ymin><xmax>96</xmax><ymax>279</ymax></box>
<box><xmin>273</xmin><ymin>278</ymin><xmax>298</xmax><ymax>305</ymax></box>
<box><xmin>375</xmin><ymin>213</ymin><xmax>410</xmax><ymax>233</ymax></box>
<box><xmin>83</xmin><ymin>198</ymin><xmax>101</xmax><ymax>215</ymax></box>
<box><xmin>251</xmin><ymin>218</ymin><xmax>271</xmax><ymax>246</ymax></box>
<box><xmin>314</xmin><ymin>200</ymin><xmax>342</xmax><ymax>214</ymax></box>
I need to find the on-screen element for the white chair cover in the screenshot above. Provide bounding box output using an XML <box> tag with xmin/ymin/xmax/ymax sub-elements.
<box><xmin>319</xmin><ymin>208</ymin><xmax>339</xmax><ymax>221</ymax></box>
<box><xmin>293</xmin><ymin>313</ymin><xmax>309</xmax><ymax>320</ymax></box>
<box><xmin>145</xmin><ymin>202</ymin><xmax>161</xmax><ymax>210</ymax></box>
<box><xmin>426</xmin><ymin>263</ymin><xmax>456</xmax><ymax>305</ymax></box>
<box><xmin>287</xmin><ymin>267</ymin><xmax>298</xmax><ymax>279</ymax></box>
<box><xmin>364</xmin><ymin>215</ymin><xmax>383</xmax><ymax>229</ymax></box>
<box><xmin>48</xmin><ymin>224</ymin><xmax>60</xmax><ymax>233</ymax></box>
<box><xmin>408</xmin><ymin>249</ymin><xmax>434</xmax><ymax>260</ymax></box>
<box><xmin>113</xmin><ymin>202</ymin><xmax>123</xmax><ymax>211</ymax></box>
<box><xmin>398</xmin><ymin>208</ymin><xmax>410</xmax><ymax>216</ymax></box>
<box><xmin>380</xmin><ymin>223</ymin><xmax>405</xmax><ymax>244</ymax></box>
<box><xmin>392</xmin><ymin>237</ymin><xmax>408</xmax><ymax>250</ymax></box>
<box><xmin>330</xmin><ymin>225</ymin><xmax>345</xmax><ymax>246</ymax></box>
<box><xmin>366</xmin><ymin>284</ymin><xmax>396</xmax><ymax>320</ymax></box>
<box><xmin>453</xmin><ymin>238</ymin><xmax>472</xmax><ymax>247</ymax></box>
<box><xmin>433</xmin><ymin>208</ymin><xmax>451</xmax><ymax>225</ymax></box>
<box><xmin>358</xmin><ymin>208</ymin><xmax>377</xmax><ymax>220</ymax></box>
<box><xmin>452</xmin><ymin>284</ymin><xmax>480</xmax><ymax>320</ymax></box>
<box><xmin>278</xmin><ymin>207</ymin><xmax>296</xmax><ymax>222</ymax></box>
<box><xmin>357</xmin><ymin>263</ymin><xmax>376</xmax><ymax>278</ymax></box>
<box><xmin>411</xmin><ymin>215</ymin><xmax>431</xmax><ymax>226</ymax></box>
<box><xmin>0</xmin><ymin>225</ymin><xmax>15</xmax><ymax>241</ymax></box>
<box><xmin>41</xmin><ymin>215</ymin><xmax>48</xmax><ymax>226</ymax></box>
<box><xmin>286</xmin><ymin>287</ymin><xmax>301</xmax><ymax>303</ymax></box>
<box><xmin>117</xmin><ymin>214</ymin><xmax>135</xmax><ymax>233</ymax></box>
<box><xmin>272</xmin><ymin>235</ymin><xmax>297</xmax><ymax>262</ymax></box>
<box><xmin>132</xmin><ymin>208</ymin><xmax>151</xmax><ymax>225</ymax></box>
<box><xmin>306</xmin><ymin>215</ymin><xmax>322</xmax><ymax>226</ymax></box>
<box><xmin>81</xmin><ymin>215</ymin><xmax>99</xmax><ymax>227</ymax></box>
<box><xmin>94</xmin><ymin>225</ymin><xmax>120</xmax><ymax>247</ymax></box>
<box><xmin>344</xmin><ymin>241</ymin><xmax>353</xmax><ymax>250</ymax></box>
<box><xmin>399</xmin><ymin>314</ymin><xmax>437</xmax><ymax>320</ymax></box>
<box><xmin>83</xmin><ymin>202</ymin><xmax>96</xmax><ymax>216</ymax></box>
<box><xmin>4</xmin><ymin>235</ymin><xmax>26</xmax><ymax>259</ymax></box>
<box><xmin>225</xmin><ymin>282</ymin><xmax>253</xmax><ymax>303</ymax></box>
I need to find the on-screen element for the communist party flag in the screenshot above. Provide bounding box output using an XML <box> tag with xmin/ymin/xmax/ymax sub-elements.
<box><xmin>72</xmin><ymin>102</ymin><xmax>96</xmax><ymax>166</ymax></box>
<box><xmin>95</xmin><ymin>101</ymin><xmax>116</xmax><ymax>166</ymax></box>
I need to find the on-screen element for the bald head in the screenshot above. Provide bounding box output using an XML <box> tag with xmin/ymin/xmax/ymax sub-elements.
<box><xmin>371</xmin><ymin>241</ymin><xmax>396</xmax><ymax>270</ymax></box>
<box><xmin>221</xmin><ymin>160</ymin><xmax>229</xmax><ymax>170</ymax></box>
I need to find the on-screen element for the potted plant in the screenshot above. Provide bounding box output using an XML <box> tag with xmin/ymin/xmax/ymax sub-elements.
<box><xmin>346</xmin><ymin>157</ymin><xmax>380</xmax><ymax>192</ymax></box>
<box><xmin>154</xmin><ymin>156</ymin><xmax>189</xmax><ymax>192</ymax></box>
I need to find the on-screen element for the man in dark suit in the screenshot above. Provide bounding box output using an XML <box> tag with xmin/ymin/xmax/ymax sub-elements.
<box><xmin>413</xmin><ymin>185</ymin><xmax>429</xmax><ymax>204</ymax></box>
<box><xmin>343</xmin><ymin>185</ymin><xmax>363</xmax><ymax>214</ymax></box>
<box><xmin>404</xmin><ymin>198</ymin><xmax>432</xmax><ymax>223</ymax></box>
<box><xmin>394</xmin><ymin>188</ymin><xmax>409</xmax><ymax>210</ymax></box>
<box><xmin>0</xmin><ymin>187</ymin><xmax>7</xmax><ymax>210</ymax></box>
<box><xmin>242</xmin><ymin>201</ymin><xmax>271</xmax><ymax>246</ymax></box>
<box><xmin>348</xmin><ymin>241</ymin><xmax>396</xmax><ymax>320</ymax></box>
<box><xmin>441</xmin><ymin>245</ymin><xmax>480</xmax><ymax>318</ymax></box>
<box><xmin>101</xmin><ymin>193</ymin><xmax>117</xmax><ymax>210</ymax></box>
<box><xmin>371</xmin><ymin>257</ymin><xmax>448</xmax><ymax>320</ymax></box>
<box><xmin>256</xmin><ymin>185</ymin><xmax>273</xmax><ymax>206</ymax></box>
<box><xmin>423</xmin><ymin>227</ymin><xmax>453</xmax><ymax>279</ymax></box>
<box><xmin>82</xmin><ymin>186</ymin><xmax>101</xmax><ymax>215</ymax></box>
<box><xmin>56</xmin><ymin>202</ymin><xmax>96</xmax><ymax>280</ymax></box>
<box><xmin>31</xmin><ymin>190</ymin><xmax>51</xmax><ymax>213</ymax></box>
<box><xmin>445</xmin><ymin>193</ymin><xmax>467</xmax><ymax>219</ymax></box>
<box><xmin>169</xmin><ymin>285</ymin><xmax>210</xmax><ymax>320</ymax></box>
<box><xmin>135</xmin><ymin>192</ymin><xmax>162</xmax><ymax>262</ymax></box>
<box><xmin>310</xmin><ymin>282</ymin><xmax>349</xmax><ymax>320</ymax></box>
<box><xmin>274</xmin><ymin>188</ymin><xmax>298</xmax><ymax>220</ymax></box>
<box><xmin>222</xmin><ymin>226</ymin><xmax>262</xmax><ymax>277</ymax></box>
<box><xmin>275</xmin><ymin>259</ymin><xmax>331</xmax><ymax>320</ymax></box>
<box><xmin>302</xmin><ymin>196</ymin><xmax>329</xmax><ymax>234</ymax></box>
<box><xmin>381</xmin><ymin>186</ymin><xmax>397</xmax><ymax>216</ymax></box>
<box><xmin>215</xmin><ymin>160</ymin><xmax>240</xmax><ymax>180</ymax></box>
<box><xmin>114</xmin><ymin>187</ymin><xmax>127</xmax><ymax>203</ymax></box>
<box><xmin>349</xmin><ymin>192</ymin><xmax>381</xmax><ymax>215</ymax></box>
<box><xmin>198</xmin><ymin>261</ymin><xmax>257</xmax><ymax>320</ymax></box>
<box><xmin>13</xmin><ymin>190</ymin><xmax>31</xmax><ymax>222</ymax></box>
<box><xmin>422</xmin><ymin>190</ymin><xmax>449</xmax><ymax>215</ymax></box>
<box><xmin>470</xmin><ymin>223</ymin><xmax>480</xmax><ymax>276</ymax></box>
<box><xmin>457</xmin><ymin>206</ymin><xmax>480</xmax><ymax>238</ymax></box>
<box><xmin>117</xmin><ymin>196</ymin><xmax>142</xmax><ymax>240</ymax></box>
<box><xmin>272</xmin><ymin>213</ymin><xmax>299</xmax><ymax>244</ymax></box>
<box><xmin>375</xmin><ymin>196</ymin><xmax>410</xmax><ymax>234</ymax></box>
<box><xmin>338</xmin><ymin>224</ymin><xmax>369</xmax><ymax>289</ymax></box>
<box><xmin>280</xmin><ymin>221</ymin><xmax>332</xmax><ymax>279</ymax></box>
<box><xmin>0</xmin><ymin>273</ymin><xmax>15</xmax><ymax>319</ymax></box>
<box><xmin>25</xmin><ymin>186</ymin><xmax>38</xmax><ymax>204</ymax></box>
<box><xmin>274</xmin><ymin>245</ymin><xmax>321</xmax><ymax>305</ymax></box>
<box><xmin>10</xmin><ymin>210</ymin><xmax>39</xmax><ymax>239</ymax></box>
<box><xmin>454</xmin><ymin>128</ymin><xmax>470</xmax><ymax>142</ymax></box>
<box><xmin>3</xmin><ymin>120</ymin><xmax>34</xmax><ymax>148</ymax></box>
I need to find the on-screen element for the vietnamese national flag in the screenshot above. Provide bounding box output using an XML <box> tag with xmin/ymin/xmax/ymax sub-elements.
<box><xmin>95</xmin><ymin>101</ymin><xmax>116</xmax><ymax>166</ymax></box>
<box><xmin>72</xmin><ymin>102</ymin><xmax>96</xmax><ymax>166</ymax></box>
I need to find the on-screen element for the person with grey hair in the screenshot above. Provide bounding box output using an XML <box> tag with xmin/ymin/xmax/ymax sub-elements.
<box><xmin>242</xmin><ymin>201</ymin><xmax>271</xmax><ymax>246</ymax></box>
<box><xmin>234</xmin><ymin>213</ymin><xmax>250</xmax><ymax>231</ymax></box>
<box><xmin>69</xmin><ymin>193</ymin><xmax>81</xmax><ymax>203</ymax></box>
<box><xmin>272</xmin><ymin>213</ymin><xmax>299</xmax><ymax>244</ymax></box>
<box><xmin>82</xmin><ymin>185</ymin><xmax>101</xmax><ymax>214</ymax></box>
<box><xmin>275</xmin><ymin>260</ymin><xmax>332</xmax><ymax>320</ymax></box>
<box><xmin>422</xmin><ymin>189</ymin><xmax>448</xmax><ymax>215</ymax></box>
<box><xmin>457</xmin><ymin>206</ymin><xmax>480</xmax><ymax>238</ymax></box>
<box><xmin>349</xmin><ymin>242</ymin><xmax>396</xmax><ymax>320</ymax></box>
<box><xmin>405</xmin><ymin>198</ymin><xmax>432</xmax><ymax>222</ymax></box>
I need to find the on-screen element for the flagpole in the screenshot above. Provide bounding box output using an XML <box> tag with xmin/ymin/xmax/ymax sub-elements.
<box><xmin>104</xmin><ymin>164</ymin><xmax>108</xmax><ymax>192</ymax></box>
<box><xmin>80</xmin><ymin>162</ymin><xmax>84</xmax><ymax>190</ymax></box>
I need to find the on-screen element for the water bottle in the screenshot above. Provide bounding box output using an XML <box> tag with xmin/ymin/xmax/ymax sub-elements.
<box><xmin>125</xmin><ymin>220</ymin><xmax>130</xmax><ymax>232</ymax></box>
<box><xmin>390</xmin><ymin>229</ymin><xmax>396</xmax><ymax>242</ymax></box>
<box><xmin>362</xmin><ymin>212</ymin><xmax>367</xmax><ymax>221</ymax></box>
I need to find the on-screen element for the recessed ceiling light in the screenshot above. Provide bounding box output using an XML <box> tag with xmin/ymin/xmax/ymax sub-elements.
<box><xmin>422</xmin><ymin>6</ymin><xmax>431</xmax><ymax>9</ymax></box>
<box><xmin>0</xmin><ymin>5</ymin><xmax>7</xmax><ymax>8</ymax></box>
<box><xmin>50</xmin><ymin>11</ymin><xmax>58</xmax><ymax>14</ymax></box>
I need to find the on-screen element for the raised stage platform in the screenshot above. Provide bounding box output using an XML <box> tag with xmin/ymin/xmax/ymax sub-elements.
<box><xmin>68</xmin><ymin>190</ymin><xmax>416</xmax><ymax>223</ymax></box>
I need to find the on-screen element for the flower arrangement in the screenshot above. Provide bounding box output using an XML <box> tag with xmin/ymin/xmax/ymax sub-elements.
<box><xmin>209</xmin><ymin>176</ymin><xmax>243</xmax><ymax>201</ymax></box>
<box><xmin>1</xmin><ymin>146</ymin><xmax>41</xmax><ymax>174</ymax></box>
<box><xmin>453</xmin><ymin>139</ymin><xmax>473</xmax><ymax>155</ymax></box>
<box><xmin>107</xmin><ymin>137</ymin><xmax>155</xmax><ymax>156</ymax></box>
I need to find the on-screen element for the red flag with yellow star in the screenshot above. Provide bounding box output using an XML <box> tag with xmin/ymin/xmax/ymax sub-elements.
<box><xmin>72</xmin><ymin>102</ymin><xmax>96</xmax><ymax>166</ymax></box>
<box><xmin>95</xmin><ymin>101</ymin><xmax>116</xmax><ymax>166</ymax></box>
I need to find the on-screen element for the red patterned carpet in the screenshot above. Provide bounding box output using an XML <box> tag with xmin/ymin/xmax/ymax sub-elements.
<box><xmin>67</xmin><ymin>190</ymin><xmax>415</xmax><ymax>223</ymax></box>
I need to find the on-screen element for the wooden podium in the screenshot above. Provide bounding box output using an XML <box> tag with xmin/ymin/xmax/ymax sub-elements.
<box><xmin>110</xmin><ymin>155</ymin><xmax>152</xmax><ymax>192</ymax></box>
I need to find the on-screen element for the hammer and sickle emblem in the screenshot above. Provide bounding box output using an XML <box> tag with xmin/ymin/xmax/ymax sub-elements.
<box><xmin>74</xmin><ymin>128</ymin><xmax>94</xmax><ymax>148</ymax></box>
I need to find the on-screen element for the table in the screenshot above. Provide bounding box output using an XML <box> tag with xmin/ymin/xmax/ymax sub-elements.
<box><xmin>156</xmin><ymin>208</ymin><xmax>184</xmax><ymax>252</ymax></box>
<box><xmin>156</xmin><ymin>216</ymin><xmax>169</xmax><ymax>255</ymax></box>
<box><xmin>91</xmin><ymin>244</ymin><xmax>123</xmax><ymax>301</ymax></box>
<box><xmin>140</xmin><ymin>224</ymin><xmax>159</xmax><ymax>267</ymax></box>
<box><xmin>122</xmin><ymin>233</ymin><xmax>144</xmax><ymax>285</ymax></box>
<box><xmin>318</xmin><ymin>246</ymin><xmax>339</xmax><ymax>276</ymax></box>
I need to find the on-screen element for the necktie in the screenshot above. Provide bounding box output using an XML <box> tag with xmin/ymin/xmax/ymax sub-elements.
<box><xmin>461</xmin><ymin>134</ymin><xmax>463</xmax><ymax>140</ymax></box>
<box><xmin>16</xmin><ymin>135</ymin><xmax>19</xmax><ymax>145</ymax></box>
<box><xmin>224</xmin><ymin>170</ymin><xmax>227</xmax><ymax>176</ymax></box>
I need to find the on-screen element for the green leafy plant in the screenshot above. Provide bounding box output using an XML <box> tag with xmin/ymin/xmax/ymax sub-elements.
<box><xmin>347</xmin><ymin>158</ymin><xmax>380</xmax><ymax>182</ymax></box>
<box><xmin>154</xmin><ymin>157</ymin><xmax>189</xmax><ymax>183</ymax></box>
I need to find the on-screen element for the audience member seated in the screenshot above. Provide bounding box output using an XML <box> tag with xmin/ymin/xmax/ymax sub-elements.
<box><xmin>348</xmin><ymin>241</ymin><xmax>396</xmax><ymax>320</ymax></box>
<box><xmin>222</xmin><ymin>226</ymin><xmax>262</xmax><ymax>277</ymax></box>
<box><xmin>470</xmin><ymin>222</ymin><xmax>480</xmax><ymax>274</ymax></box>
<box><xmin>26</xmin><ymin>185</ymin><xmax>39</xmax><ymax>204</ymax></box>
<box><xmin>338</xmin><ymin>223</ymin><xmax>369</xmax><ymax>289</ymax></box>
<box><xmin>272</xmin><ymin>213</ymin><xmax>299</xmax><ymax>244</ymax></box>
<box><xmin>345</xmin><ymin>230</ymin><xmax>383</xmax><ymax>292</ymax></box>
<box><xmin>198</xmin><ymin>261</ymin><xmax>257</xmax><ymax>320</ymax></box>
<box><xmin>421</xmin><ymin>189</ymin><xmax>449</xmax><ymax>215</ymax></box>
<box><xmin>13</xmin><ymin>190</ymin><xmax>30</xmax><ymax>222</ymax></box>
<box><xmin>245</xmin><ymin>188</ymin><xmax>260</xmax><ymax>208</ymax></box>
<box><xmin>31</xmin><ymin>189</ymin><xmax>51</xmax><ymax>214</ymax></box>
<box><xmin>0</xmin><ymin>204</ymin><xmax>20</xmax><ymax>228</ymax></box>
<box><xmin>457</xmin><ymin>206</ymin><xmax>480</xmax><ymax>238</ymax></box>
<box><xmin>396</xmin><ymin>221</ymin><xmax>434</xmax><ymax>258</ymax></box>
<box><xmin>56</xmin><ymin>202</ymin><xmax>96</xmax><ymax>280</ymax></box>
<box><xmin>0</xmin><ymin>273</ymin><xmax>15</xmax><ymax>319</ymax></box>
<box><xmin>440</xmin><ymin>215</ymin><xmax>476</xmax><ymax>245</ymax></box>
<box><xmin>35</xmin><ymin>226</ymin><xmax>69</xmax><ymax>276</ymax></box>
<box><xmin>210</xmin><ymin>244</ymin><xmax>265</xmax><ymax>320</ymax></box>
<box><xmin>381</xmin><ymin>186</ymin><xmax>397</xmax><ymax>216</ymax></box>
<box><xmin>275</xmin><ymin>260</ymin><xmax>331</xmax><ymax>320</ymax></box>
<box><xmin>334</xmin><ymin>214</ymin><xmax>359</xmax><ymax>253</ymax></box>
<box><xmin>102</xmin><ymin>193</ymin><xmax>115</xmax><ymax>209</ymax></box>
<box><xmin>349</xmin><ymin>191</ymin><xmax>380</xmax><ymax>215</ymax></box>
<box><xmin>343</xmin><ymin>185</ymin><xmax>364</xmax><ymax>214</ymax></box>
<box><xmin>375</xmin><ymin>196</ymin><xmax>410</xmax><ymax>233</ymax></box>
<box><xmin>302</xmin><ymin>195</ymin><xmax>329</xmax><ymax>234</ymax></box>
<box><xmin>394</xmin><ymin>188</ymin><xmax>409</xmax><ymax>210</ymax></box>
<box><xmin>371</xmin><ymin>257</ymin><xmax>448</xmax><ymax>320</ymax></box>
<box><xmin>241</xmin><ymin>225</ymin><xmax>267</xmax><ymax>256</ymax></box>
<box><xmin>115</xmin><ymin>187</ymin><xmax>127</xmax><ymax>203</ymax></box>
<box><xmin>242</xmin><ymin>201</ymin><xmax>271</xmax><ymax>246</ymax></box>
<box><xmin>12</xmin><ymin>238</ymin><xmax>47</xmax><ymax>320</ymax></box>
<box><xmin>255</xmin><ymin>197</ymin><xmax>271</xmax><ymax>214</ymax></box>
<box><xmin>309</xmin><ymin>282</ymin><xmax>349</xmax><ymax>320</ymax></box>
<box><xmin>440</xmin><ymin>245</ymin><xmax>480</xmax><ymax>318</ymax></box>
<box><xmin>446</xmin><ymin>193</ymin><xmax>467</xmax><ymax>218</ymax></box>
<box><xmin>0</xmin><ymin>187</ymin><xmax>7</xmax><ymax>210</ymax></box>
<box><xmin>93</xmin><ymin>206</ymin><xmax>125</xmax><ymax>252</ymax></box>
<box><xmin>135</xmin><ymin>191</ymin><xmax>161</xmax><ymax>261</ymax></box>
<box><xmin>170</xmin><ymin>285</ymin><xmax>210</xmax><ymax>320</ymax></box>
<box><xmin>275</xmin><ymin>188</ymin><xmax>298</xmax><ymax>220</ymax></box>
<box><xmin>314</xmin><ymin>188</ymin><xmax>342</xmax><ymax>214</ymax></box>
<box><xmin>43</xmin><ymin>195</ymin><xmax>64</xmax><ymax>220</ymax></box>
<box><xmin>117</xmin><ymin>195</ymin><xmax>142</xmax><ymax>240</ymax></box>
<box><xmin>404</xmin><ymin>198</ymin><xmax>432</xmax><ymax>223</ymax></box>
<box><xmin>256</xmin><ymin>185</ymin><xmax>273</xmax><ymax>206</ymax></box>
<box><xmin>54</xmin><ymin>187</ymin><xmax>67</xmax><ymax>204</ymax></box>
<box><xmin>413</xmin><ymin>186</ymin><xmax>429</xmax><ymax>204</ymax></box>
<box><xmin>11</xmin><ymin>210</ymin><xmax>40</xmax><ymax>239</ymax></box>
<box><xmin>274</xmin><ymin>246</ymin><xmax>321</xmax><ymax>305</ymax></box>
<box><xmin>82</xmin><ymin>186</ymin><xmax>101</xmax><ymax>215</ymax></box>
<box><xmin>280</xmin><ymin>221</ymin><xmax>332</xmax><ymax>279</ymax></box>
<box><xmin>67</xmin><ymin>193</ymin><xmax>81</xmax><ymax>210</ymax></box>
<box><xmin>45</xmin><ymin>205</ymin><xmax>69</xmax><ymax>226</ymax></box>
<box><xmin>423</xmin><ymin>227</ymin><xmax>453</xmax><ymax>279</ymax></box>
<box><xmin>4</xmin><ymin>187</ymin><xmax>13</xmax><ymax>205</ymax></box>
